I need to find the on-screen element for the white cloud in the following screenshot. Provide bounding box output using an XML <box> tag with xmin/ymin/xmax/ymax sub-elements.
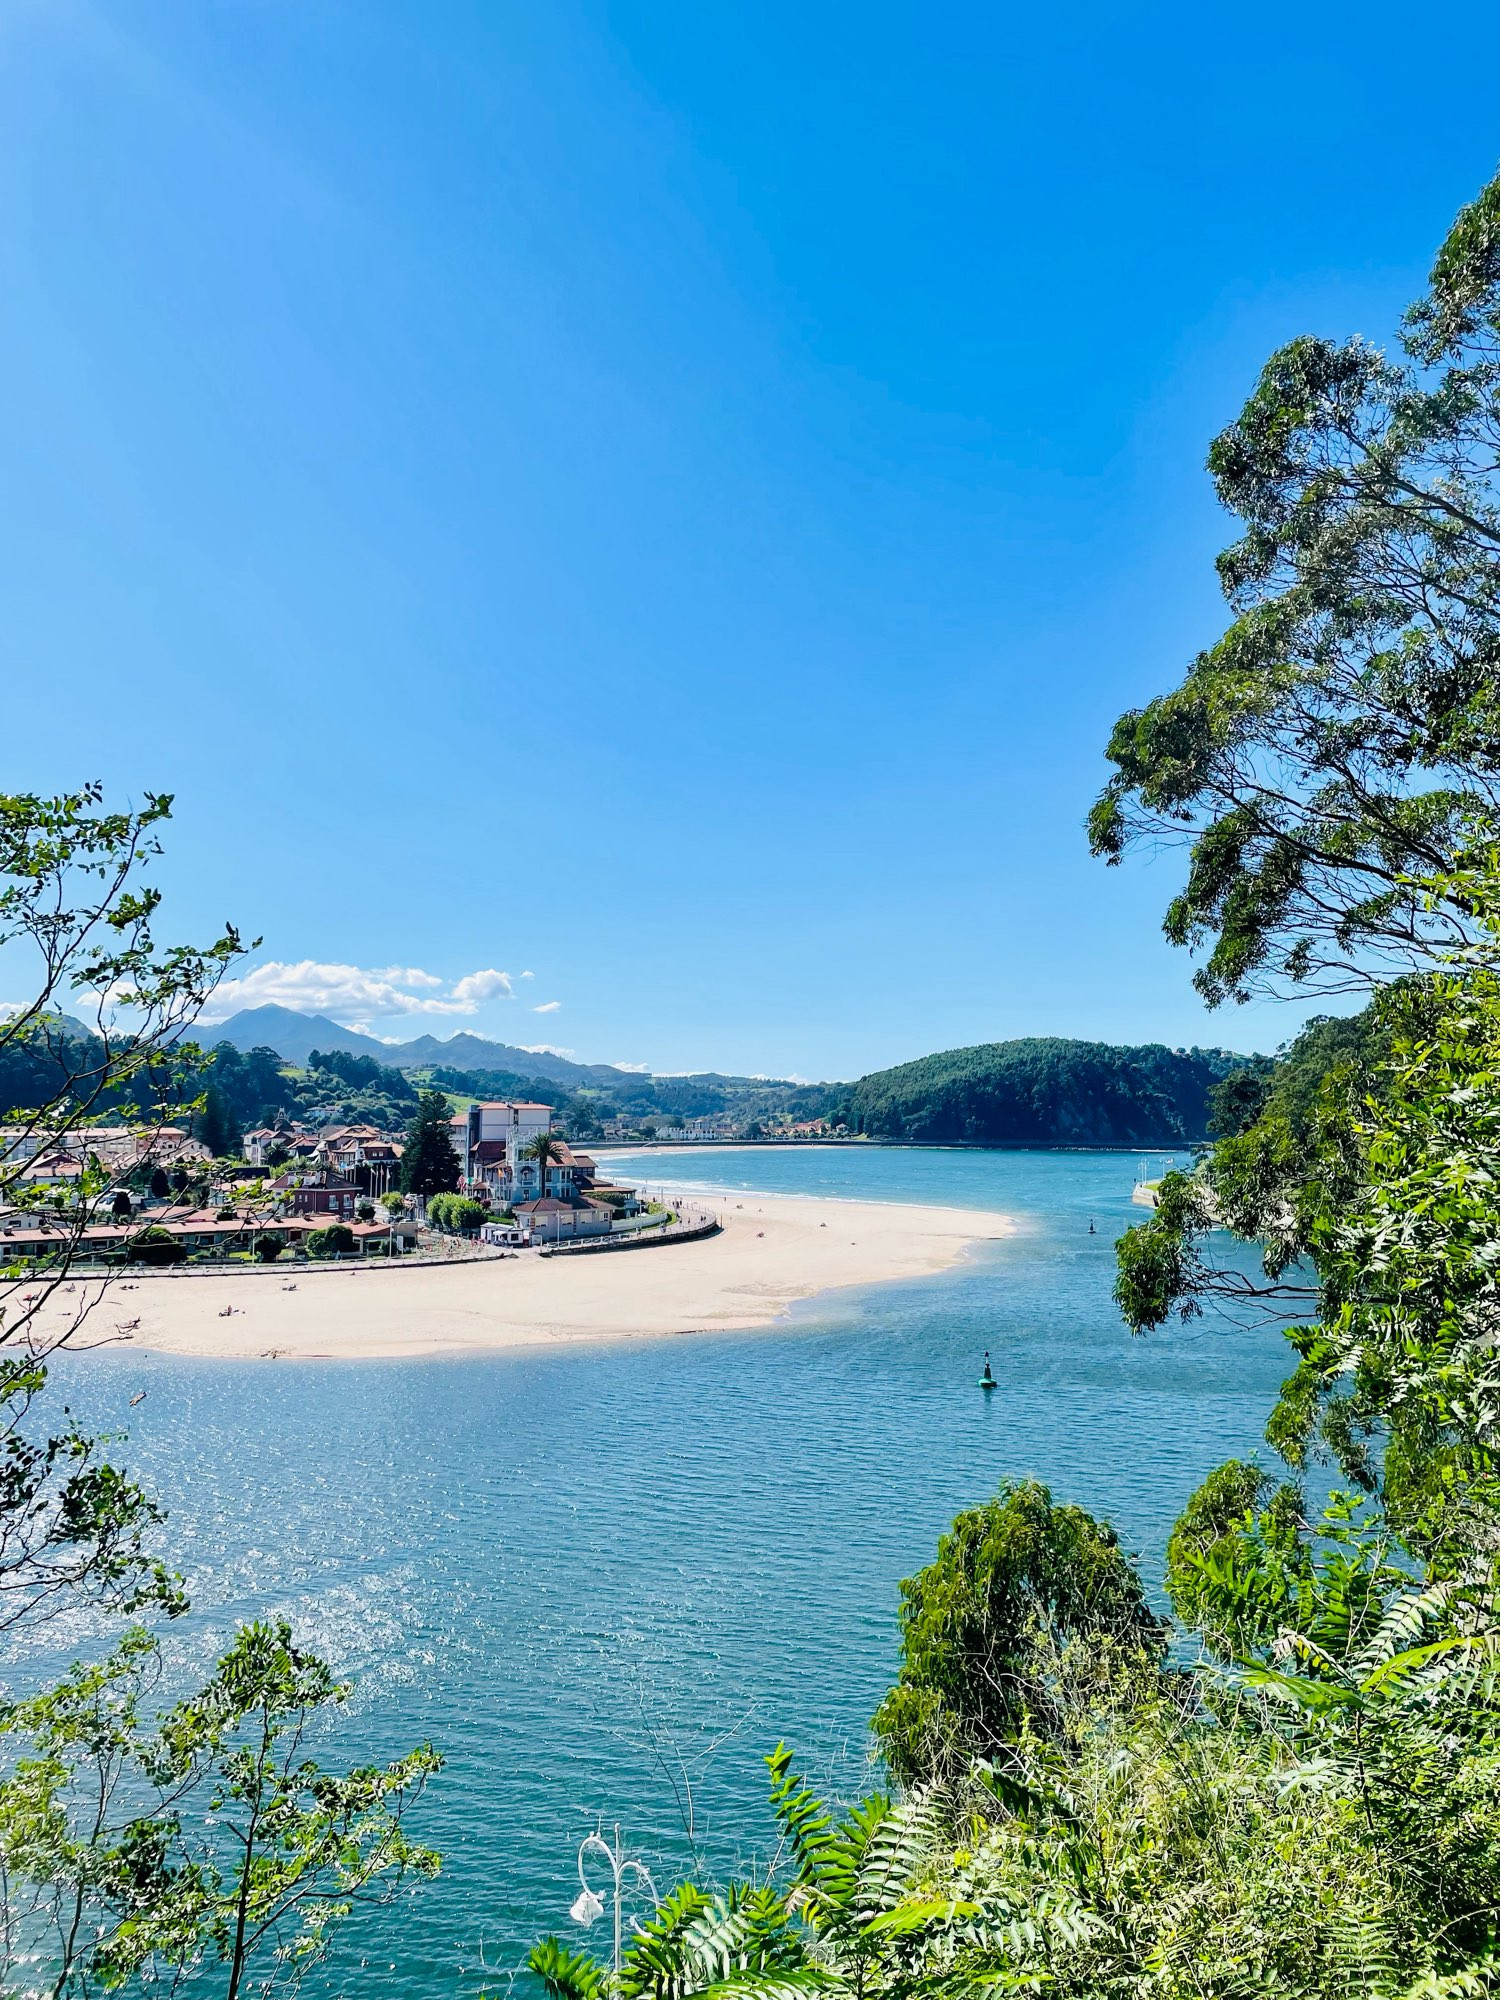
<box><xmin>532</xmin><ymin>1000</ymin><xmax>561</xmax><ymax>1013</ymax></box>
<box><xmin>520</xmin><ymin>970</ymin><xmax>535</xmax><ymax>979</ymax></box>
<box><xmin>611</xmin><ymin>1060</ymin><xmax>651</xmax><ymax>1073</ymax></box>
<box><xmin>450</xmin><ymin>968</ymin><xmax>514</xmax><ymax>1006</ymax></box>
<box><xmin>374</xmin><ymin>966</ymin><xmax>444</xmax><ymax>991</ymax></box>
<box><xmin>199</xmin><ymin>959</ymin><xmax>517</xmax><ymax>1026</ymax></box>
<box><xmin>519</xmin><ymin>1042</ymin><xmax>577</xmax><ymax>1058</ymax></box>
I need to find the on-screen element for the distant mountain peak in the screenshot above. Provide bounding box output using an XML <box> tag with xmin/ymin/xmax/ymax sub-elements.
<box><xmin>202</xmin><ymin>1005</ymin><xmax>643</xmax><ymax>1084</ymax></box>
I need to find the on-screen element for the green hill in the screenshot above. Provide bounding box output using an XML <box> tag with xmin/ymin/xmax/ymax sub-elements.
<box><xmin>834</xmin><ymin>1038</ymin><xmax>1258</xmax><ymax>1147</ymax></box>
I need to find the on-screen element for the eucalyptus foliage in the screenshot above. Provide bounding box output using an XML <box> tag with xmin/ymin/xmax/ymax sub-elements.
<box><xmin>1115</xmin><ymin>857</ymin><xmax>1500</xmax><ymax>1554</ymax></box>
<box><xmin>1089</xmin><ymin>173</ymin><xmax>1500</xmax><ymax>1006</ymax></box>
<box><xmin>871</xmin><ymin>1480</ymin><xmax>1165</xmax><ymax>1786</ymax></box>
<box><xmin>1</xmin><ymin>787</ymin><xmax>246</xmax><ymax>1327</ymax></box>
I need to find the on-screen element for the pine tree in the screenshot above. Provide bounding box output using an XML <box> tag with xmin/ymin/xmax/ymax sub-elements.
<box><xmin>399</xmin><ymin>1090</ymin><xmax>460</xmax><ymax>1197</ymax></box>
<box><xmin>195</xmin><ymin>1082</ymin><xmax>240</xmax><ymax>1159</ymax></box>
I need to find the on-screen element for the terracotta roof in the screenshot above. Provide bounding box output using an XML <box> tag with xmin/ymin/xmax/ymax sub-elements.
<box><xmin>515</xmin><ymin>1195</ymin><xmax>610</xmax><ymax>1215</ymax></box>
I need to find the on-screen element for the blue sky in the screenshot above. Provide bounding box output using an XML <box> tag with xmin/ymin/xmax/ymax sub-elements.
<box><xmin>3</xmin><ymin>2</ymin><xmax>1499</xmax><ymax>1080</ymax></box>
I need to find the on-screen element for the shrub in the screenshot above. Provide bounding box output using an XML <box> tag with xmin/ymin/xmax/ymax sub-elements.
<box><xmin>307</xmin><ymin>1223</ymin><xmax>356</xmax><ymax>1258</ymax></box>
<box><xmin>253</xmin><ymin>1232</ymin><xmax>286</xmax><ymax>1263</ymax></box>
<box><xmin>427</xmin><ymin>1193</ymin><xmax>487</xmax><ymax>1233</ymax></box>
<box><xmin>128</xmin><ymin>1226</ymin><xmax>187</xmax><ymax>1267</ymax></box>
<box><xmin>871</xmin><ymin>1478</ymin><xmax>1166</xmax><ymax>1785</ymax></box>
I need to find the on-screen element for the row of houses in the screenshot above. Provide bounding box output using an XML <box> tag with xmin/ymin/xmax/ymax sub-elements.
<box><xmin>0</xmin><ymin>1203</ymin><xmax>418</xmax><ymax>1262</ymax></box>
<box><xmin>597</xmin><ymin>1115</ymin><xmax>743</xmax><ymax>1141</ymax></box>
<box><xmin>0</xmin><ymin>1123</ymin><xmax>211</xmax><ymax>1188</ymax></box>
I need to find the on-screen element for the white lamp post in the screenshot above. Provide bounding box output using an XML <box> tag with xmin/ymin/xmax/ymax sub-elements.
<box><xmin>569</xmin><ymin>1824</ymin><xmax>658</xmax><ymax>1987</ymax></box>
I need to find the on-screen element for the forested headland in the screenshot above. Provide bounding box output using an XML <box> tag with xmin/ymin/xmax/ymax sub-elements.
<box><xmin>831</xmin><ymin>1037</ymin><xmax>1258</xmax><ymax>1145</ymax></box>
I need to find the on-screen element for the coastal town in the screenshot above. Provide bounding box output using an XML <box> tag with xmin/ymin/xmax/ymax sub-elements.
<box><xmin>0</xmin><ymin>1096</ymin><xmax>660</xmax><ymax>1267</ymax></box>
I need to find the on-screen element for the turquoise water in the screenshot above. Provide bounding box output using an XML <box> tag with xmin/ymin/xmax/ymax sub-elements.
<box><xmin>602</xmin><ymin>1139</ymin><xmax>1189</xmax><ymax>1211</ymax></box>
<box><xmin>23</xmin><ymin>1147</ymin><xmax>1287</xmax><ymax>1997</ymax></box>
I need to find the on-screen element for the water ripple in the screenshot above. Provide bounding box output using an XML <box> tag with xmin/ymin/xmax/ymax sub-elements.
<box><xmin>12</xmin><ymin>1149</ymin><xmax>1284</xmax><ymax>1998</ymax></box>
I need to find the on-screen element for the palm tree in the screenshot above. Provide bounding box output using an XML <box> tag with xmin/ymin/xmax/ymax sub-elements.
<box><xmin>524</xmin><ymin>1130</ymin><xmax>561</xmax><ymax>1199</ymax></box>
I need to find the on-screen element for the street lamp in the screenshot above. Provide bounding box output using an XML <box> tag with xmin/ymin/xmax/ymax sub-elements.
<box><xmin>569</xmin><ymin>1824</ymin><xmax>658</xmax><ymax>1986</ymax></box>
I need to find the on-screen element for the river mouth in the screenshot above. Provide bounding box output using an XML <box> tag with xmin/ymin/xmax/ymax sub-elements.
<box><xmin>13</xmin><ymin>1146</ymin><xmax>1280</xmax><ymax>1999</ymax></box>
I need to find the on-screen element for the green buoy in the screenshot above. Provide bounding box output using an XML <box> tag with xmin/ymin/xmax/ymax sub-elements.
<box><xmin>979</xmin><ymin>1351</ymin><xmax>997</xmax><ymax>1390</ymax></box>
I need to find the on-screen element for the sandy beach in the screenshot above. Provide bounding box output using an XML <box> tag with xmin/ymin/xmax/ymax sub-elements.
<box><xmin>46</xmin><ymin>1193</ymin><xmax>1010</xmax><ymax>1362</ymax></box>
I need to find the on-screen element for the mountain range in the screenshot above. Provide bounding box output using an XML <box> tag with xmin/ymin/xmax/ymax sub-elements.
<box><xmin>203</xmin><ymin>1005</ymin><xmax>646</xmax><ymax>1086</ymax></box>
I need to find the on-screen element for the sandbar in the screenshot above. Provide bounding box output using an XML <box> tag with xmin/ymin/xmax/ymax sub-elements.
<box><xmin>56</xmin><ymin>1193</ymin><xmax>1011</xmax><ymax>1362</ymax></box>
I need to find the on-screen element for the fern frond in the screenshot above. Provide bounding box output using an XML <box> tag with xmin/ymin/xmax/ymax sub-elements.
<box><xmin>767</xmin><ymin>1744</ymin><xmax>846</xmax><ymax>1901</ymax></box>
<box><xmin>529</xmin><ymin>1936</ymin><xmax>610</xmax><ymax>2000</ymax></box>
<box><xmin>1359</xmin><ymin>1633</ymin><xmax>1477</xmax><ymax>1697</ymax></box>
<box><xmin>1350</xmin><ymin>1580</ymin><xmax>1456</xmax><ymax>1680</ymax></box>
<box><xmin>849</xmin><ymin>1792</ymin><xmax>943</xmax><ymax>1921</ymax></box>
<box><xmin>689</xmin><ymin>1974</ymin><xmax>844</xmax><ymax>2000</ymax></box>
